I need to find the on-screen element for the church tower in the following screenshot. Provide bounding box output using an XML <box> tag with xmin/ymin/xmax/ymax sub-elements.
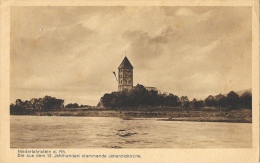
<box><xmin>118</xmin><ymin>56</ymin><xmax>133</xmax><ymax>91</ymax></box>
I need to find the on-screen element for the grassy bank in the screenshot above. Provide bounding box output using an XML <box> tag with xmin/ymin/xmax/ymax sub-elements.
<box><xmin>10</xmin><ymin>107</ymin><xmax>252</xmax><ymax>123</ymax></box>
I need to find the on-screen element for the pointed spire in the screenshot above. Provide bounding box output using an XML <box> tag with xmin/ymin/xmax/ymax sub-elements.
<box><xmin>118</xmin><ymin>56</ymin><xmax>133</xmax><ymax>69</ymax></box>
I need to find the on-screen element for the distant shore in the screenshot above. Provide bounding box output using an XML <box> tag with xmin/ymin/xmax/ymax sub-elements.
<box><xmin>10</xmin><ymin>107</ymin><xmax>252</xmax><ymax>123</ymax></box>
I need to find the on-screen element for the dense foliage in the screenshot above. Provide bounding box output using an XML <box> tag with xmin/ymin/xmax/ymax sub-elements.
<box><xmin>99</xmin><ymin>84</ymin><xmax>183</xmax><ymax>108</ymax></box>
<box><xmin>205</xmin><ymin>91</ymin><xmax>252</xmax><ymax>109</ymax></box>
<box><xmin>65</xmin><ymin>103</ymin><xmax>80</xmax><ymax>108</ymax></box>
<box><xmin>10</xmin><ymin>95</ymin><xmax>64</xmax><ymax>113</ymax></box>
<box><xmin>10</xmin><ymin>85</ymin><xmax>252</xmax><ymax>112</ymax></box>
<box><xmin>99</xmin><ymin>84</ymin><xmax>252</xmax><ymax>109</ymax></box>
<box><xmin>239</xmin><ymin>91</ymin><xmax>252</xmax><ymax>108</ymax></box>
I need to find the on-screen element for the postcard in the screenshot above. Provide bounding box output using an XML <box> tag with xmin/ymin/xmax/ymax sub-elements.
<box><xmin>0</xmin><ymin>0</ymin><xmax>259</xmax><ymax>163</ymax></box>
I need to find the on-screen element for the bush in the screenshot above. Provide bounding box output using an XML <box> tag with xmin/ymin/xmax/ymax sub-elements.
<box><xmin>65</xmin><ymin>103</ymin><xmax>79</xmax><ymax>108</ymax></box>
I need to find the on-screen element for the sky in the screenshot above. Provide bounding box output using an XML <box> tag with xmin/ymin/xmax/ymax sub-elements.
<box><xmin>10</xmin><ymin>6</ymin><xmax>252</xmax><ymax>105</ymax></box>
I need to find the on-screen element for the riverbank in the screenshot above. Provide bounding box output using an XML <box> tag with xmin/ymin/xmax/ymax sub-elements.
<box><xmin>10</xmin><ymin>107</ymin><xmax>252</xmax><ymax>123</ymax></box>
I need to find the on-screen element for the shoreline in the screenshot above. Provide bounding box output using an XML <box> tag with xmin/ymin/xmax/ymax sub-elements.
<box><xmin>10</xmin><ymin>108</ymin><xmax>252</xmax><ymax>123</ymax></box>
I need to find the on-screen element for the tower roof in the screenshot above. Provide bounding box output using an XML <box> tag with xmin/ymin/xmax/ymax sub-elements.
<box><xmin>118</xmin><ymin>56</ymin><xmax>133</xmax><ymax>69</ymax></box>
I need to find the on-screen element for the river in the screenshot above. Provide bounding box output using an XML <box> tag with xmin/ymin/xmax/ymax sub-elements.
<box><xmin>10</xmin><ymin>116</ymin><xmax>252</xmax><ymax>148</ymax></box>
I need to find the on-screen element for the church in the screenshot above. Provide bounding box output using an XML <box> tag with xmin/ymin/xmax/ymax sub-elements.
<box><xmin>117</xmin><ymin>56</ymin><xmax>158</xmax><ymax>93</ymax></box>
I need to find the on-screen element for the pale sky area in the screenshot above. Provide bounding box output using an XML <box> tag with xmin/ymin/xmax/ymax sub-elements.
<box><xmin>11</xmin><ymin>7</ymin><xmax>252</xmax><ymax>106</ymax></box>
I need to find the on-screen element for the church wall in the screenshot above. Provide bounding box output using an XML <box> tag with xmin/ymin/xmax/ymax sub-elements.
<box><xmin>118</xmin><ymin>68</ymin><xmax>133</xmax><ymax>91</ymax></box>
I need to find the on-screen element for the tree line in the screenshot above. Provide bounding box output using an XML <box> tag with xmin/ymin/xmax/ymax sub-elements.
<box><xmin>10</xmin><ymin>95</ymin><xmax>90</xmax><ymax>113</ymax></box>
<box><xmin>204</xmin><ymin>91</ymin><xmax>252</xmax><ymax>108</ymax></box>
<box><xmin>98</xmin><ymin>84</ymin><xmax>252</xmax><ymax>109</ymax></box>
<box><xmin>10</xmin><ymin>85</ymin><xmax>252</xmax><ymax>112</ymax></box>
<box><xmin>10</xmin><ymin>95</ymin><xmax>64</xmax><ymax>113</ymax></box>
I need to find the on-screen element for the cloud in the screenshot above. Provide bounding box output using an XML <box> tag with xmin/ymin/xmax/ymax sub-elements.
<box><xmin>182</xmin><ymin>40</ymin><xmax>220</xmax><ymax>62</ymax></box>
<box><xmin>10</xmin><ymin>7</ymin><xmax>252</xmax><ymax>105</ymax></box>
<box><xmin>122</xmin><ymin>27</ymin><xmax>175</xmax><ymax>69</ymax></box>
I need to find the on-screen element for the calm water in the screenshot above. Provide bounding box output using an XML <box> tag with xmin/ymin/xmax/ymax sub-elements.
<box><xmin>10</xmin><ymin>116</ymin><xmax>252</xmax><ymax>148</ymax></box>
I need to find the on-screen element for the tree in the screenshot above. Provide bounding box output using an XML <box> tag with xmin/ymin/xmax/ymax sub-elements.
<box><xmin>15</xmin><ymin>99</ymin><xmax>24</xmax><ymax>107</ymax></box>
<box><xmin>192</xmin><ymin>98</ymin><xmax>204</xmax><ymax>108</ymax></box>
<box><xmin>10</xmin><ymin>99</ymin><xmax>26</xmax><ymax>113</ymax></box>
<box><xmin>240</xmin><ymin>91</ymin><xmax>252</xmax><ymax>108</ymax></box>
<box><xmin>24</xmin><ymin>100</ymin><xmax>32</xmax><ymax>109</ymax></box>
<box><xmin>166</xmin><ymin>93</ymin><xmax>180</xmax><ymax>107</ymax></box>
<box><xmin>215</xmin><ymin>94</ymin><xmax>227</xmax><ymax>107</ymax></box>
<box><xmin>180</xmin><ymin>96</ymin><xmax>189</xmax><ymax>108</ymax></box>
<box><xmin>215</xmin><ymin>94</ymin><xmax>227</xmax><ymax>112</ymax></box>
<box><xmin>35</xmin><ymin>98</ymin><xmax>44</xmax><ymax>110</ymax></box>
<box><xmin>42</xmin><ymin>95</ymin><xmax>64</xmax><ymax>110</ymax></box>
<box><xmin>131</xmin><ymin>84</ymin><xmax>148</xmax><ymax>106</ymax></box>
<box><xmin>226</xmin><ymin>91</ymin><xmax>239</xmax><ymax>109</ymax></box>
<box><xmin>205</xmin><ymin>95</ymin><xmax>217</xmax><ymax>107</ymax></box>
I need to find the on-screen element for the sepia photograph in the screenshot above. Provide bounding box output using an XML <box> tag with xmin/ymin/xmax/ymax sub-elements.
<box><xmin>8</xmin><ymin>6</ymin><xmax>255</xmax><ymax>149</ymax></box>
<box><xmin>0</xmin><ymin>0</ymin><xmax>259</xmax><ymax>162</ymax></box>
